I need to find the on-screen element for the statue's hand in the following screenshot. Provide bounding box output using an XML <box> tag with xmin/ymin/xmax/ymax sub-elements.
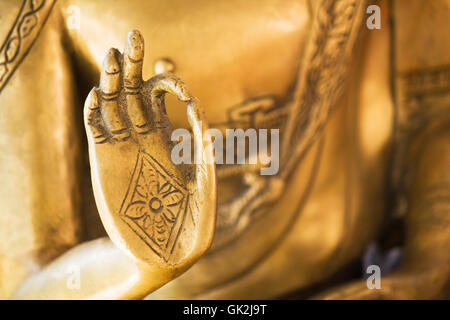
<box><xmin>84</xmin><ymin>30</ymin><xmax>216</xmax><ymax>269</ymax></box>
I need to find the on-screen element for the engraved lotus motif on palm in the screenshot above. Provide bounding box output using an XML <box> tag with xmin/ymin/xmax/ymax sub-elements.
<box><xmin>120</xmin><ymin>151</ymin><xmax>188</xmax><ymax>261</ymax></box>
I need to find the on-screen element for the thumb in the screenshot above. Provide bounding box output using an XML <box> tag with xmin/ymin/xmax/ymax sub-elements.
<box><xmin>187</xmin><ymin>98</ymin><xmax>216</xmax><ymax>200</ymax></box>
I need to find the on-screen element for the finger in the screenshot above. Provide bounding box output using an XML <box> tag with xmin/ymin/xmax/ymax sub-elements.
<box><xmin>149</xmin><ymin>73</ymin><xmax>191</xmax><ymax>101</ymax></box>
<box><xmin>123</xmin><ymin>30</ymin><xmax>144</xmax><ymax>89</ymax></box>
<box><xmin>123</xmin><ymin>30</ymin><xmax>149</xmax><ymax>134</ymax></box>
<box><xmin>186</xmin><ymin>98</ymin><xmax>216</xmax><ymax>256</ymax></box>
<box><xmin>149</xmin><ymin>73</ymin><xmax>192</xmax><ymax>127</ymax></box>
<box><xmin>100</xmin><ymin>48</ymin><xmax>121</xmax><ymax>95</ymax></box>
<box><xmin>84</xmin><ymin>88</ymin><xmax>108</xmax><ymax>144</ymax></box>
<box><xmin>100</xmin><ymin>48</ymin><xmax>129</xmax><ymax>140</ymax></box>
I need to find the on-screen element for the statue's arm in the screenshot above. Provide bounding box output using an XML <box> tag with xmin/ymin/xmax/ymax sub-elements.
<box><xmin>398</xmin><ymin>120</ymin><xmax>450</xmax><ymax>298</ymax></box>
<box><xmin>319</xmin><ymin>119</ymin><xmax>450</xmax><ymax>300</ymax></box>
<box><xmin>0</xmin><ymin>0</ymin><xmax>84</xmax><ymax>298</ymax></box>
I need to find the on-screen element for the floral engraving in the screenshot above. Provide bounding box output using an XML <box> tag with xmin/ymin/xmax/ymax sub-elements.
<box><xmin>120</xmin><ymin>151</ymin><xmax>188</xmax><ymax>261</ymax></box>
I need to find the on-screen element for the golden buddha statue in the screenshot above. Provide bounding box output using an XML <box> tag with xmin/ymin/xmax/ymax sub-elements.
<box><xmin>0</xmin><ymin>0</ymin><xmax>448</xmax><ymax>299</ymax></box>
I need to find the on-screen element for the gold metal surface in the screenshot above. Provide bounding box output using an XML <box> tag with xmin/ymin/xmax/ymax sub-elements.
<box><xmin>0</xmin><ymin>0</ymin><xmax>448</xmax><ymax>299</ymax></box>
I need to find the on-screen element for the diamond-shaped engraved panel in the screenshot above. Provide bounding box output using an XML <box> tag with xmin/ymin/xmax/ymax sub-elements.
<box><xmin>119</xmin><ymin>151</ymin><xmax>188</xmax><ymax>261</ymax></box>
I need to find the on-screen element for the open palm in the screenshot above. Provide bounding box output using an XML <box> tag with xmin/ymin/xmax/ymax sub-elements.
<box><xmin>84</xmin><ymin>30</ymin><xmax>216</xmax><ymax>267</ymax></box>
